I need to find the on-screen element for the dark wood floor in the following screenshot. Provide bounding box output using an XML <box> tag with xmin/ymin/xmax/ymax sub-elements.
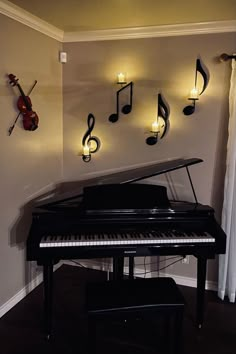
<box><xmin>0</xmin><ymin>264</ymin><xmax>236</xmax><ymax>354</ymax></box>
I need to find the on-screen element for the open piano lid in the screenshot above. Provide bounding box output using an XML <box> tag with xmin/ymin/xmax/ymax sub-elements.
<box><xmin>83</xmin><ymin>158</ymin><xmax>203</xmax><ymax>214</ymax></box>
<box><xmin>99</xmin><ymin>157</ymin><xmax>203</xmax><ymax>185</ymax></box>
<box><xmin>38</xmin><ymin>157</ymin><xmax>203</xmax><ymax>212</ymax></box>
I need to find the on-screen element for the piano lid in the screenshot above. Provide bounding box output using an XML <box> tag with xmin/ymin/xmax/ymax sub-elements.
<box><xmin>99</xmin><ymin>157</ymin><xmax>203</xmax><ymax>185</ymax></box>
<box><xmin>37</xmin><ymin>157</ymin><xmax>203</xmax><ymax>210</ymax></box>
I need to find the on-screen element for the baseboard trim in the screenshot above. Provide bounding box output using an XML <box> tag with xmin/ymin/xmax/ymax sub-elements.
<box><xmin>0</xmin><ymin>259</ymin><xmax>217</xmax><ymax>319</ymax></box>
<box><xmin>158</xmin><ymin>271</ymin><xmax>217</xmax><ymax>291</ymax></box>
<box><xmin>64</xmin><ymin>259</ymin><xmax>217</xmax><ymax>291</ymax></box>
<box><xmin>0</xmin><ymin>262</ymin><xmax>62</xmax><ymax>318</ymax></box>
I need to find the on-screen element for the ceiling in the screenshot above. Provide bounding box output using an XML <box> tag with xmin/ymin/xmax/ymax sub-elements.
<box><xmin>7</xmin><ymin>0</ymin><xmax>236</xmax><ymax>33</ymax></box>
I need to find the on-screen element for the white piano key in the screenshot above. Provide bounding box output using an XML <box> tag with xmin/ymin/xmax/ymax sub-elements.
<box><xmin>39</xmin><ymin>229</ymin><xmax>215</xmax><ymax>248</ymax></box>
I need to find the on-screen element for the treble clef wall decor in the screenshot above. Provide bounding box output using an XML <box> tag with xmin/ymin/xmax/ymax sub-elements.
<box><xmin>109</xmin><ymin>74</ymin><xmax>134</xmax><ymax>123</ymax></box>
<box><xmin>82</xmin><ymin>113</ymin><xmax>101</xmax><ymax>162</ymax></box>
<box><xmin>183</xmin><ymin>58</ymin><xmax>209</xmax><ymax>115</ymax></box>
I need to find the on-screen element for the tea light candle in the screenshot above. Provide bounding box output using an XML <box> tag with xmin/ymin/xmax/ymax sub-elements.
<box><xmin>190</xmin><ymin>87</ymin><xmax>199</xmax><ymax>100</ymax></box>
<box><xmin>117</xmin><ymin>72</ymin><xmax>126</xmax><ymax>83</ymax></box>
<box><xmin>83</xmin><ymin>145</ymin><xmax>90</xmax><ymax>156</ymax></box>
<box><xmin>152</xmin><ymin>120</ymin><xmax>159</xmax><ymax>133</ymax></box>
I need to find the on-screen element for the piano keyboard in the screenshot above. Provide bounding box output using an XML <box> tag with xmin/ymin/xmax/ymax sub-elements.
<box><xmin>39</xmin><ymin>230</ymin><xmax>215</xmax><ymax>248</ymax></box>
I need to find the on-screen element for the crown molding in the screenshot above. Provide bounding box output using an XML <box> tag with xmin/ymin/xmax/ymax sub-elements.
<box><xmin>64</xmin><ymin>20</ymin><xmax>236</xmax><ymax>42</ymax></box>
<box><xmin>1</xmin><ymin>1</ymin><xmax>236</xmax><ymax>43</ymax></box>
<box><xmin>0</xmin><ymin>0</ymin><xmax>63</xmax><ymax>41</ymax></box>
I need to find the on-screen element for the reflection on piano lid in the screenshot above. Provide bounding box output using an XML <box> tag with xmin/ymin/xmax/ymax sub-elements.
<box><xmin>82</xmin><ymin>183</ymin><xmax>215</xmax><ymax>216</ymax></box>
<box><xmin>38</xmin><ymin>157</ymin><xmax>203</xmax><ymax>211</ymax></box>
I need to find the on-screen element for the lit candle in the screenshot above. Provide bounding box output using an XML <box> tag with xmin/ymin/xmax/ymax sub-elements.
<box><xmin>190</xmin><ymin>87</ymin><xmax>199</xmax><ymax>100</ymax></box>
<box><xmin>152</xmin><ymin>120</ymin><xmax>159</xmax><ymax>133</ymax></box>
<box><xmin>117</xmin><ymin>72</ymin><xmax>126</xmax><ymax>83</ymax></box>
<box><xmin>83</xmin><ymin>144</ymin><xmax>90</xmax><ymax>156</ymax></box>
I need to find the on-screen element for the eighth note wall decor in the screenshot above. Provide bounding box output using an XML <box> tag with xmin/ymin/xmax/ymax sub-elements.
<box><xmin>183</xmin><ymin>58</ymin><xmax>209</xmax><ymax>115</ymax></box>
<box><xmin>146</xmin><ymin>93</ymin><xmax>170</xmax><ymax>145</ymax></box>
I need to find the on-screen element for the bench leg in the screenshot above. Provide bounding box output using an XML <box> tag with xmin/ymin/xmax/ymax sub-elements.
<box><xmin>88</xmin><ymin>318</ymin><xmax>96</xmax><ymax>354</ymax></box>
<box><xmin>113</xmin><ymin>257</ymin><xmax>124</xmax><ymax>280</ymax></box>
<box><xmin>197</xmin><ymin>257</ymin><xmax>207</xmax><ymax>328</ymax></box>
<box><xmin>173</xmin><ymin>310</ymin><xmax>184</xmax><ymax>354</ymax></box>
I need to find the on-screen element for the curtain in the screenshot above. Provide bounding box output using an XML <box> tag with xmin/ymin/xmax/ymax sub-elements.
<box><xmin>218</xmin><ymin>58</ymin><xmax>236</xmax><ymax>303</ymax></box>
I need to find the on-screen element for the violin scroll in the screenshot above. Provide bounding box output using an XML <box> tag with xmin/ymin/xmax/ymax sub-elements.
<box><xmin>8</xmin><ymin>74</ymin><xmax>19</xmax><ymax>87</ymax></box>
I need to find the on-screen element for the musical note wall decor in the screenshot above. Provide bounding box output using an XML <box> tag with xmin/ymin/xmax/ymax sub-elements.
<box><xmin>109</xmin><ymin>81</ymin><xmax>134</xmax><ymax>123</ymax></box>
<box><xmin>183</xmin><ymin>58</ymin><xmax>209</xmax><ymax>115</ymax></box>
<box><xmin>146</xmin><ymin>93</ymin><xmax>170</xmax><ymax>146</ymax></box>
<box><xmin>82</xmin><ymin>113</ymin><xmax>100</xmax><ymax>162</ymax></box>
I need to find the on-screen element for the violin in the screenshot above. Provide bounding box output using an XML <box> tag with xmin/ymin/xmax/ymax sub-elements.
<box><xmin>8</xmin><ymin>74</ymin><xmax>39</xmax><ymax>131</ymax></box>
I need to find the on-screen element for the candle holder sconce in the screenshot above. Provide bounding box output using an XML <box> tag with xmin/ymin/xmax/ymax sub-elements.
<box><xmin>82</xmin><ymin>113</ymin><xmax>100</xmax><ymax>162</ymax></box>
<box><xmin>183</xmin><ymin>58</ymin><xmax>209</xmax><ymax>116</ymax></box>
<box><xmin>146</xmin><ymin>93</ymin><xmax>170</xmax><ymax>146</ymax></box>
<box><xmin>109</xmin><ymin>72</ymin><xmax>134</xmax><ymax>123</ymax></box>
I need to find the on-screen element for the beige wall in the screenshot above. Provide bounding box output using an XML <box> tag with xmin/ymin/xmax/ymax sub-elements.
<box><xmin>0</xmin><ymin>12</ymin><xmax>235</xmax><ymax>311</ymax></box>
<box><xmin>0</xmin><ymin>14</ymin><xmax>63</xmax><ymax>308</ymax></box>
<box><xmin>62</xmin><ymin>32</ymin><xmax>235</xmax><ymax>282</ymax></box>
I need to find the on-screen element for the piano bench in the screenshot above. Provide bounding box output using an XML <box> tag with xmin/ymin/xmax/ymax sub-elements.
<box><xmin>86</xmin><ymin>277</ymin><xmax>185</xmax><ymax>354</ymax></box>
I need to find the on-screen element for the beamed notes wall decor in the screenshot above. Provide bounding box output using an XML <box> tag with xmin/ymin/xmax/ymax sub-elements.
<box><xmin>109</xmin><ymin>73</ymin><xmax>134</xmax><ymax>123</ymax></box>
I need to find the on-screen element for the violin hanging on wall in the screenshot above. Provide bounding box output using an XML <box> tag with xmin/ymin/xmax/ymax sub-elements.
<box><xmin>8</xmin><ymin>74</ymin><xmax>39</xmax><ymax>133</ymax></box>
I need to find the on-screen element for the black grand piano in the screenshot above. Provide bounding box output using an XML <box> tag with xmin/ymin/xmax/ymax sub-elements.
<box><xmin>26</xmin><ymin>157</ymin><xmax>226</xmax><ymax>337</ymax></box>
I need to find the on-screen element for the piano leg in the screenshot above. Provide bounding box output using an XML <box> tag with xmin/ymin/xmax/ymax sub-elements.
<box><xmin>113</xmin><ymin>257</ymin><xmax>124</xmax><ymax>280</ymax></box>
<box><xmin>196</xmin><ymin>257</ymin><xmax>207</xmax><ymax>329</ymax></box>
<box><xmin>43</xmin><ymin>262</ymin><xmax>53</xmax><ymax>339</ymax></box>
<box><xmin>113</xmin><ymin>257</ymin><xmax>134</xmax><ymax>279</ymax></box>
<box><xmin>129</xmin><ymin>256</ymin><xmax>134</xmax><ymax>279</ymax></box>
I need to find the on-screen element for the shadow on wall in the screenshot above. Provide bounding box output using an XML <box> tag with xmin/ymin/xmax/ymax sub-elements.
<box><xmin>8</xmin><ymin>171</ymin><xmax>120</xmax><ymax>250</ymax></box>
<box><xmin>9</xmin><ymin>202</ymin><xmax>35</xmax><ymax>250</ymax></box>
<box><xmin>211</xmin><ymin>97</ymin><xmax>230</xmax><ymax>222</ymax></box>
<box><xmin>7</xmin><ymin>174</ymin><xmax>113</xmax><ymax>290</ymax></box>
